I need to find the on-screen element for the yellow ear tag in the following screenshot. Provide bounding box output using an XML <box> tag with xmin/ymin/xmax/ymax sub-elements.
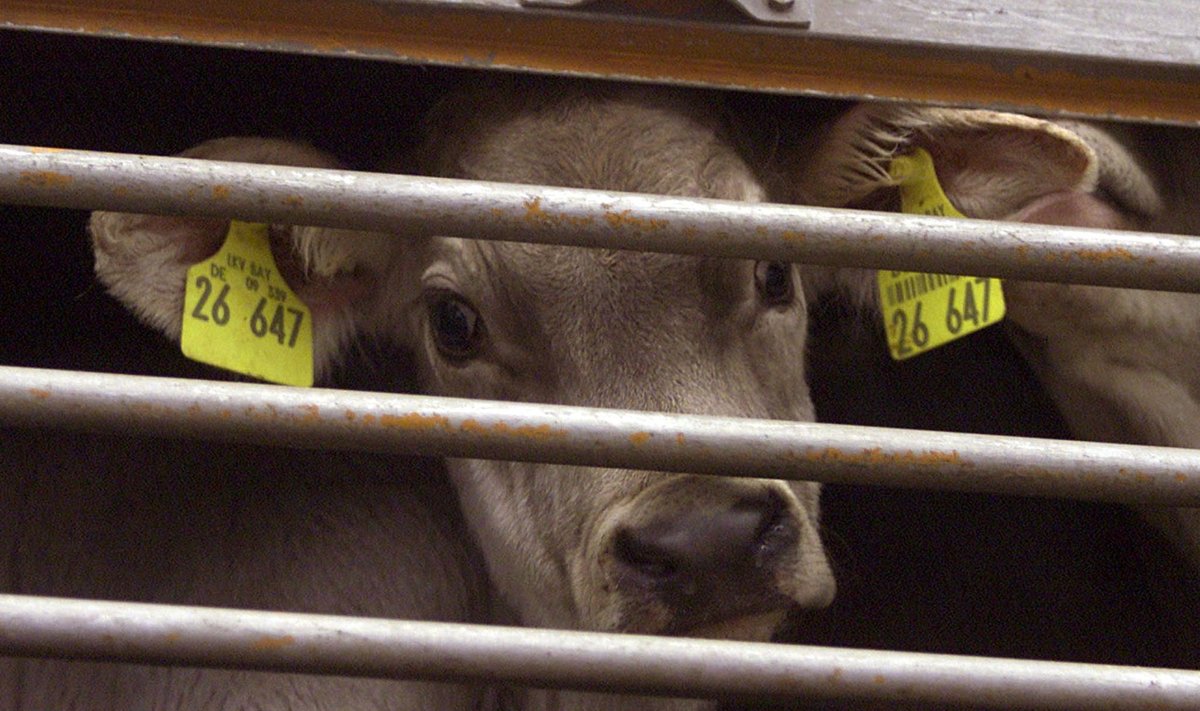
<box><xmin>878</xmin><ymin>148</ymin><xmax>1006</xmax><ymax>360</ymax></box>
<box><xmin>181</xmin><ymin>221</ymin><xmax>314</xmax><ymax>386</ymax></box>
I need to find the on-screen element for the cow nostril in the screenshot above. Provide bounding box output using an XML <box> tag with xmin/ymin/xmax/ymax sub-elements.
<box><xmin>611</xmin><ymin>489</ymin><xmax>799</xmax><ymax>599</ymax></box>
<box><xmin>613</xmin><ymin>528</ymin><xmax>682</xmax><ymax>587</ymax></box>
<box><xmin>752</xmin><ymin>493</ymin><xmax>795</xmax><ymax>567</ymax></box>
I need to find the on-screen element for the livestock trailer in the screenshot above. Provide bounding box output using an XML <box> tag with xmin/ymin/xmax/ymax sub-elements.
<box><xmin>1</xmin><ymin>2</ymin><xmax>1198</xmax><ymax>709</ymax></box>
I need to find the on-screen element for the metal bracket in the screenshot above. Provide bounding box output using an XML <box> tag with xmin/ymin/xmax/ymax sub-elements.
<box><xmin>517</xmin><ymin>0</ymin><xmax>812</xmax><ymax>28</ymax></box>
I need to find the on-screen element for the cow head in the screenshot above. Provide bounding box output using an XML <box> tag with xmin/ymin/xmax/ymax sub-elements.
<box><xmin>90</xmin><ymin>80</ymin><xmax>835</xmax><ymax>684</ymax></box>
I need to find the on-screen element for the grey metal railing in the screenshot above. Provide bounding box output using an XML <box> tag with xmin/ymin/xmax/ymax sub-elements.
<box><xmin>3</xmin><ymin>594</ymin><xmax>1199</xmax><ymax>710</ymax></box>
<box><xmin>2</xmin><ymin>144</ymin><xmax>1197</xmax><ymax>292</ymax></box>
<box><xmin>3</xmin><ymin>365</ymin><xmax>1199</xmax><ymax>505</ymax></box>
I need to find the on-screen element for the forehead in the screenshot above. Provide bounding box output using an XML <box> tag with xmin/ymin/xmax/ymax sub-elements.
<box><xmin>426</xmin><ymin>81</ymin><xmax>752</xmax><ymax>199</ymax></box>
<box><xmin>474</xmin><ymin>240</ymin><xmax>744</xmax><ymax>317</ymax></box>
<box><xmin>465</xmin><ymin>242</ymin><xmax>749</xmax><ymax>398</ymax></box>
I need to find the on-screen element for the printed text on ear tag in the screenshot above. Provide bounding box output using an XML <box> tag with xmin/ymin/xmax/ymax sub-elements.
<box><xmin>181</xmin><ymin>221</ymin><xmax>314</xmax><ymax>386</ymax></box>
<box><xmin>878</xmin><ymin>148</ymin><xmax>1006</xmax><ymax>361</ymax></box>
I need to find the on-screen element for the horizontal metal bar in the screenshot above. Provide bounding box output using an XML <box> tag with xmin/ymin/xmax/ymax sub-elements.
<box><xmin>2</xmin><ymin>145</ymin><xmax>1198</xmax><ymax>292</ymax></box>
<box><xmin>3</xmin><ymin>1</ymin><xmax>1198</xmax><ymax>124</ymax></box>
<box><xmin>4</xmin><ymin>365</ymin><xmax>1200</xmax><ymax>505</ymax></box>
<box><xmin>3</xmin><ymin>594</ymin><xmax>1199</xmax><ymax>710</ymax></box>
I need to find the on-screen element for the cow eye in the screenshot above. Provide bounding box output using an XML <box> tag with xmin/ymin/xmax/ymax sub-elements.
<box><xmin>428</xmin><ymin>292</ymin><xmax>483</xmax><ymax>360</ymax></box>
<box><xmin>754</xmin><ymin>261</ymin><xmax>794</xmax><ymax>307</ymax></box>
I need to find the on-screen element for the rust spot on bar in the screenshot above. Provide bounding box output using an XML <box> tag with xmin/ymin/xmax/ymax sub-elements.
<box><xmin>28</xmin><ymin>388</ymin><xmax>50</xmax><ymax>399</ymax></box>
<box><xmin>282</xmin><ymin>194</ymin><xmax>304</xmax><ymax>206</ymax></box>
<box><xmin>490</xmin><ymin>421</ymin><xmax>568</xmax><ymax>440</ymax></box>
<box><xmin>1075</xmin><ymin>247</ymin><xmax>1136</xmax><ymax>262</ymax></box>
<box><xmin>344</xmin><ymin>410</ymin><xmax>357</xmax><ymax>421</ymax></box>
<box><xmin>604</xmin><ymin>209</ymin><xmax>667</xmax><ymax>232</ymax></box>
<box><xmin>250</xmin><ymin>634</ymin><xmax>295</xmax><ymax>651</ymax></box>
<box><xmin>525</xmin><ymin>197</ymin><xmax>547</xmax><ymax>222</ymax></box>
<box><xmin>523</xmin><ymin>197</ymin><xmax>594</xmax><ymax>228</ymax></box>
<box><xmin>19</xmin><ymin>170</ymin><xmax>73</xmax><ymax>188</ymax></box>
<box><xmin>806</xmin><ymin>447</ymin><xmax>964</xmax><ymax>466</ymax></box>
<box><xmin>164</xmin><ymin>631</ymin><xmax>182</xmax><ymax>643</ymax></box>
<box><xmin>1044</xmin><ymin>246</ymin><xmax>1137</xmax><ymax>263</ymax></box>
<box><xmin>630</xmin><ymin>431</ymin><xmax>652</xmax><ymax>445</ymax></box>
<box><xmin>781</xmin><ymin>230</ymin><xmax>806</xmax><ymax>242</ymax></box>
<box><xmin>211</xmin><ymin>185</ymin><xmax>231</xmax><ymax>200</ymax></box>
<box><xmin>1177</xmin><ymin>473</ymin><xmax>1188</xmax><ymax>483</ymax></box>
<box><xmin>460</xmin><ymin>419</ymin><xmax>488</xmax><ymax>435</ymax></box>
<box><xmin>675</xmin><ymin>433</ymin><xmax>686</xmax><ymax>445</ymax></box>
<box><xmin>873</xmin><ymin>674</ymin><xmax>886</xmax><ymax>685</ymax></box>
<box><xmin>380</xmin><ymin>412</ymin><xmax>452</xmax><ymax>431</ymax></box>
<box><xmin>299</xmin><ymin>404</ymin><xmax>320</xmax><ymax>421</ymax></box>
<box><xmin>362</xmin><ymin>414</ymin><xmax>376</xmax><ymax>425</ymax></box>
<box><xmin>220</xmin><ymin>409</ymin><xmax>232</xmax><ymax>419</ymax></box>
<box><xmin>459</xmin><ymin>418</ymin><xmax>566</xmax><ymax>439</ymax></box>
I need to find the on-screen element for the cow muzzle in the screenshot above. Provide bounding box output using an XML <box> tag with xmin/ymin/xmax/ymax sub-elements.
<box><xmin>596</xmin><ymin>475</ymin><xmax>833</xmax><ymax>637</ymax></box>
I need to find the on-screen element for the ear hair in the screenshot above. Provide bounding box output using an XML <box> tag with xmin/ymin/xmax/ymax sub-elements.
<box><xmin>789</xmin><ymin>103</ymin><xmax>915</xmax><ymax>208</ymax></box>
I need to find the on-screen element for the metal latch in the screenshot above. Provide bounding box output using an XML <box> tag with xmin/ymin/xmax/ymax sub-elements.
<box><xmin>518</xmin><ymin>0</ymin><xmax>811</xmax><ymax>28</ymax></box>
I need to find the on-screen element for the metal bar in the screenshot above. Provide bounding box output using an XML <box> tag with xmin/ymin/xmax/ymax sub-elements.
<box><xmin>2</xmin><ymin>145</ymin><xmax>1199</xmax><ymax>292</ymax></box>
<box><xmin>3</xmin><ymin>365</ymin><xmax>1199</xmax><ymax>505</ymax></box>
<box><xmin>2</xmin><ymin>594</ymin><xmax>1197</xmax><ymax>709</ymax></box>
<box><xmin>2</xmin><ymin>1</ymin><xmax>1198</xmax><ymax>124</ymax></box>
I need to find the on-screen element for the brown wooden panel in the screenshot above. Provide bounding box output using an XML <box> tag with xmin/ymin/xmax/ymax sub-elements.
<box><xmin>2</xmin><ymin>0</ymin><xmax>1198</xmax><ymax>124</ymax></box>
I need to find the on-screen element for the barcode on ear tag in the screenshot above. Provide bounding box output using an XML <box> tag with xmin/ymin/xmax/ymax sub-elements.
<box><xmin>180</xmin><ymin>221</ymin><xmax>314</xmax><ymax>387</ymax></box>
<box><xmin>879</xmin><ymin>148</ymin><xmax>1006</xmax><ymax>361</ymax></box>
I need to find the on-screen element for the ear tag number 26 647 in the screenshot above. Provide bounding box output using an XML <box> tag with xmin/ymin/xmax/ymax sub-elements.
<box><xmin>180</xmin><ymin>221</ymin><xmax>314</xmax><ymax>386</ymax></box>
<box><xmin>878</xmin><ymin>148</ymin><xmax>1006</xmax><ymax>360</ymax></box>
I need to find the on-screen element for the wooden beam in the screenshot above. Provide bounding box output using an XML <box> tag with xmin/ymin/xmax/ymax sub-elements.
<box><xmin>2</xmin><ymin>0</ymin><xmax>1197</xmax><ymax>124</ymax></box>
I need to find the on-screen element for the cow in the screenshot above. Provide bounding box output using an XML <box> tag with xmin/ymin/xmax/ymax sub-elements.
<box><xmin>782</xmin><ymin>100</ymin><xmax>1200</xmax><ymax>579</ymax></box>
<box><xmin>6</xmin><ymin>77</ymin><xmax>836</xmax><ymax>711</ymax></box>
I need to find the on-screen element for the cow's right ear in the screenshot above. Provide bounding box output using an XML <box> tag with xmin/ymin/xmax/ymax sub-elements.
<box><xmin>792</xmin><ymin>104</ymin><xmax>1096</xmax><ymax>215</ymax></box>
<box><xmin>787</xmin><ymin>104</ymin><xmax>1163</xmax><ymax>306</ymax></box>
<box><xmin>89</xmin><ymin>137</ymin><xmax>398</xmax><ymax>381</ymax></box>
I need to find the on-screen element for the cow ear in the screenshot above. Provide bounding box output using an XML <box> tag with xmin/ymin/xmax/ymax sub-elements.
<box><xmin>792</xmin><ymin>104</ymin><xmax>1101</xmax><ymax>216</ymax></box>
<box><xmin>1016</xmin><ymin>120</ymin><xmax>1164</xmax><ymax>226</ymax></box>
<box><xmin>89</xmin><ymin>137</ymin><xmax>397</xmax><ymax>381</ymax></box>
<box><xmin>789</xmin><ymin>104</ymin><xmax>1164</xmax><ymax>304</ymax></box>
